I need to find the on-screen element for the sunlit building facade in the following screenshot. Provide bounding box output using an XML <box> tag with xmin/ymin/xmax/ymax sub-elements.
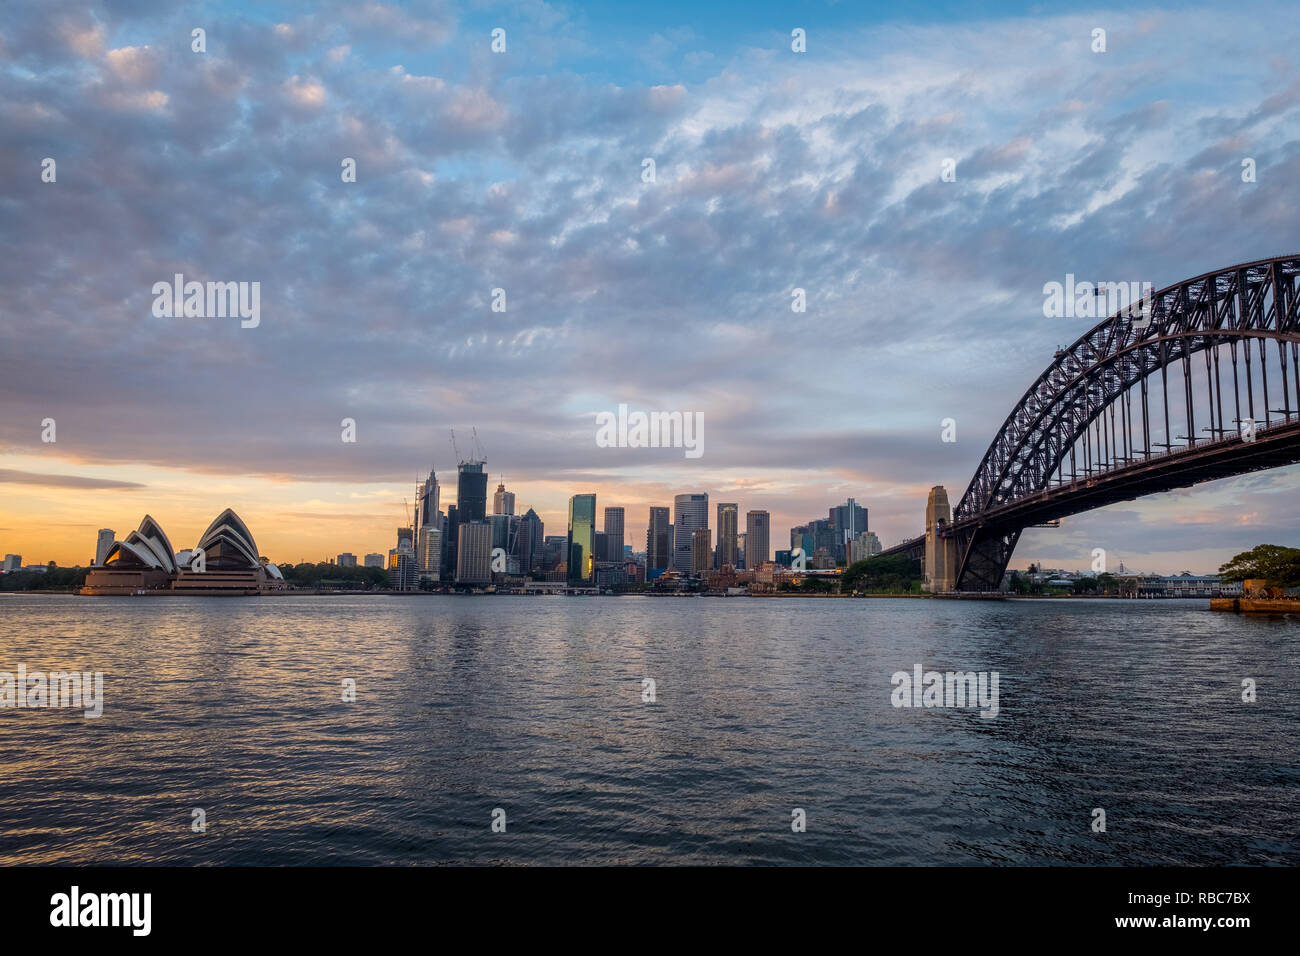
<box><xmin>567</xmin><ymin>494</ymin><xmax>597</xmax><ymax>584</ymax></box>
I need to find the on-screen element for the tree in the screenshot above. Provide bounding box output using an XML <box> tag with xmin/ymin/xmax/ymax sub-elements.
<box><xmin>841</xmin><ymin>554</ymin><xmax>922</xmax><ymax>593</ymax></box>
<box><xmin>1218</xmin><ymin>544</ymin><xmax>1300</xmax><ymax>588</ymax></box>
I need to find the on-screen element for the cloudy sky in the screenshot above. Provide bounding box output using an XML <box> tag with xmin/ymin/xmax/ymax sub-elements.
<box><xmin>2</xmin><ymin>0</ymin><xmax>1298</xmax><ymax>572</ymax></box>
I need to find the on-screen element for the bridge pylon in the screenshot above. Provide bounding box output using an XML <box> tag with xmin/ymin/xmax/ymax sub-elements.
<box><xmin>923</xmin><ymin>486</ymin><xmax>958</xmax><ymax>592</ymax></box>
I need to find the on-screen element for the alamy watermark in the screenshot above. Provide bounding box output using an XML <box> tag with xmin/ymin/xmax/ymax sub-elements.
<box><xmin>151</xmin><ymin>273</ymin><xmax>260</xmax><ymax>328</ymax></box>
<box><xmin>891</xmin><ymin>663</ymin><xmax>999</xmax><ymax>718</ymax></box>
<box><xmin>1</xmin><ymin>664</ymin><xmax>103</xmax><ymax>718</ymax></box>
<box><xmin>50</xmin><ymin>886</ymin><xmax>150</xmax><ymax>936</ymax></box>
<box><xmin>1043</xmin><ymin>275</ymin><xmax>1153</xmax><ymax>329</ymax></box>
<box><xmin>595</xmin><ymin>404</ymin><xmax>704</xmax><ymax>459</ymax></box>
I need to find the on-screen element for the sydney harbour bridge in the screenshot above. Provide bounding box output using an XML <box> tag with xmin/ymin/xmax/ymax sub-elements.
<box><xmin>883</xmin><ymin>255</ymin><xmax>1300</xmax><ymax>592</ymax></box>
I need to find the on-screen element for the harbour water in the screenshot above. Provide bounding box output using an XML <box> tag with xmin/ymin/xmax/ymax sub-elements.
<box><xmin>0</xmin><ymin>594</ymin><xmax>1296</xmax><ymax>865</ymax></box>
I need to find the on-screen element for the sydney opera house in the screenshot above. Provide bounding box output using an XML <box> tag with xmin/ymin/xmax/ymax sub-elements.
<box><xmin>80</xmin><ymin>509</ymin><xmax>285</xmax><ymax>595</ymax></box>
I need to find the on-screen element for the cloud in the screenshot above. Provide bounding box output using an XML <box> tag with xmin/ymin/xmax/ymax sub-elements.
<box><xmin>1</xmin><ymin>0</ymin><xmax>1298</xmax><ymax>564</ymax></box>
<box><xmin>0</xmin><ymin>470</ymin><xmax>146</xmax><ymax>490</ymax></box>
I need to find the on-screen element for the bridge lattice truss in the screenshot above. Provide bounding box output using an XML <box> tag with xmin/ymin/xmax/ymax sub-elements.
<box><xmin>944</xmin><ymin>255</ymin><xmax>1300</xmax><ymax>590</ymax></box>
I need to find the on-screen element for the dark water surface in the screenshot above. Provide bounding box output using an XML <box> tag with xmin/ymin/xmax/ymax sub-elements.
<box><xmin>0</xmin><ymin>593</ymin><xmax>1296</xmax><ymax>865</ymax></box>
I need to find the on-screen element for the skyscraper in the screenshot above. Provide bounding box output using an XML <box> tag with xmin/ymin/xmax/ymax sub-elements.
<box><xmin>417</xmin><ymin>528</ymin><xmax>441</xmax><ymax>581</ymax></box>
<box><xmin>95</xmin><ymin>529</ymin><xmax>115</xmax><ymax>566</ymax></box>
<box><xmin>542</xmin><ymin>535</ymin><xmax>566</xmax><ymax>572</ymax></box>
<box><xmin>691</xmin><ymin>527</ymin><xmax>711</xmax><ymax>574</ymax></box>
<box><xmin>850</xmin><ymin>530</ymin><xmax>882</xmax><ymax>563</ymax></box>
<box><xmin>745</xmin><ymin>510</ymin><xmax>770</xmax><ymax>569</ymax></box>
<box><xmin>673</xmin><ymin>493</ymin><xmax>708</xmax><ymax>573</ymax></box>
<box><xmin>603</xmin><ymin>507</ymin><xmax>624</xmax><ymax>563</ymax></box>
<box><xmin>456</xmin><ymin>521</ymin><xmax>492</xmax><ymax>585</ymax></box>
<box><xmin>457</xmin><ymin>461</ymin><xmax>488</xmax><ymax>522</ymax></box>
<box><xmin>567</xmin><ymin>493</ymin><xmax>596</xmax><ymax>583</ymax></box>
<box><xmin>493</xmin><ymin>480</ymin><xmax>515</xmax><ymax>516</ymax></box>
<box><xmin>514</xmin><ymin>508</ymin><xmax>543</xmax><ymax>574</ymax></box>
<box><xmin>715</xmin><ymin>503</ymin><xmax>738</xmax><ymax>568</ymax></box>
<box><xmin>389</xmin><ymin>526</ymin><xmax>418</xmax><ymax>591</ymax></box>
<box><xmin>489</xmin><ymin>513</ymin><xmax>511</xmax><ymax>551</ymax></box>
<box><xmin>446</xmin><ymin>459</ymin><xmax>488</xmax><ymax>579</ymax></box>
<box><xmin>413</xmin><ymin>469</ymin><xmax>443</xmax><ymax>578</ymax></box>
<box><xmin>443</xmin><ymin>504</ymin><xmax>459</xmax><ymax>578</ymax></box>
<box><xmin>415</xmin><ymin>468</ymin><xmax>440</xmax><ymax>538</ymax></box>
<box><xmin>646</xmin><ymin>506</ymin><xmax>671</xmax><ymax>572</ymax></box>
<box><xmin>830</xmin><ymin>498</ymin><xmax>868</xmax><ymax>563</ymax></box>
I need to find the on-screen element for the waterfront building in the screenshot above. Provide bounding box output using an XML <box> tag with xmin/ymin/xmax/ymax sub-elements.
<box><xmin>81</xmin><ymin>510</ymin><xmax>284</xmax><ymax>595</ymax></box>
<box><xmin>595</xmin><ymin>565</ymin><xmax>629</xmax><ymax>588</ymax></box>
<box><xmin>388</xmin><ymin>550</ymin><xmax>418</xmax><ymax>590</ymax></box>
<box><xmin>830</xmin><ymin>499</ymin><xmax>868</xmax><ymax>563</ymax></box>
<box><xmin>417</xmin><ymin>528</ymin><xmax>441</xmax><ymax>582</ymax></box>
<box><xmin>673</xmin><ymin>493</ymin><xmax>708</xmax><ymax>573</ymax></box>
<box><xmin>513</xmin><ymin>508</ymin><xmax>543</xmax><ymax>574</ymax></box>
<box><xmin>444</xmin><ymin>460</ymin><xmax>488</xmax><ymax>578</ymax></box>
<box><xmin>456</xmin><ymin>522</ymin><xmax>492</xmax><ymax>585</ymax></box>
<box><xmin>568</xmin><ymin>494</ymin><xmax>597</xmax><ymax>584</ymax></box>
<box><xmin>443</xmin><ymin>504</ymin><xmax>459</xmax><ymax>578</ymax></box>
<box><xmin>745</xmin><ymin>510</ymin><xmax>770</xmax><ymax>569</ymax></box>
<box><xmin>646</xmin><ymin>507</ymin><xmax>671</xmax><ymax>571</ymax></box>
<box><xmin>1136</xmin><ymin>573</ymin><xmax>1241</xmax><ymax>598</ymax></box>
<box><xmin>337</xmin><ymin>552</ymin><xmax>357</xmax><ymax>568</ymax></box>
<box><xmin>363</xmin><ymin>553</ymin><xmax>384</xmax><ymax>568</ymax></box>
<box><xmin>691</xmin><ymin>527</ymin><xmax>711</xmax><ymax>574</ymax></box>
<box><xmin>715</xmin><ymin>503</ymin><xmax>738</xmax><ymax>569</ymax></box>
<box><xmin>389</xmin><ymin>526</ymin><xmax>418</xmax><ymax>591</ymax></box>
<box><xmin>542</xmin><ymin>535</ymin><xmax>567</xmax><ymax>572</ymax></box>
<box><xmin>849</xmin><ymin>531</ymin><xmax>882</xmax><ymax>563</ymax></box>
<box><xmin>603</xmin><ymin>507</ymin><xmax>625</xmax><ymax>563</ymax></box>
<box><xmin>2</xmin><ymin>554</ymin><xmax>20</xmax><ymax>571</ymax></box>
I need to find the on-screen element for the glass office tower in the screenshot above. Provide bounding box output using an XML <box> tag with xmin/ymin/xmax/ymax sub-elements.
<box><xmin>567</xmin><ymin>494</ymin><xmax>597</xmax><ymax>584</ymax></box>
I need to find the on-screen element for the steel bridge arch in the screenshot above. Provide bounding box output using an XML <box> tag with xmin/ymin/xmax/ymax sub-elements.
<box><xmin>949</xmin><ymin>255</ymin><xmax>1300</xmax><ymax>591</ymax></box>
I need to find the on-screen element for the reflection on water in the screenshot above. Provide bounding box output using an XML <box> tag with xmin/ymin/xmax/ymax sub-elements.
<box><xmin>0</xmin><ymin>593</ymin><xmax>1295</xmax><ymax>865</ymax></box>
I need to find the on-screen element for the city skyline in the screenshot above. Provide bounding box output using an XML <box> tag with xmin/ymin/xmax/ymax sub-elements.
<box><xmin>7</xmin><ymin>455</ymin><xmax>1275</xmax><ymax>577</ymax></box>
<box><xmin>4</xmin><ymin>1</ymin><xmax>1300</xmax><ymax>574</ymax></box>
